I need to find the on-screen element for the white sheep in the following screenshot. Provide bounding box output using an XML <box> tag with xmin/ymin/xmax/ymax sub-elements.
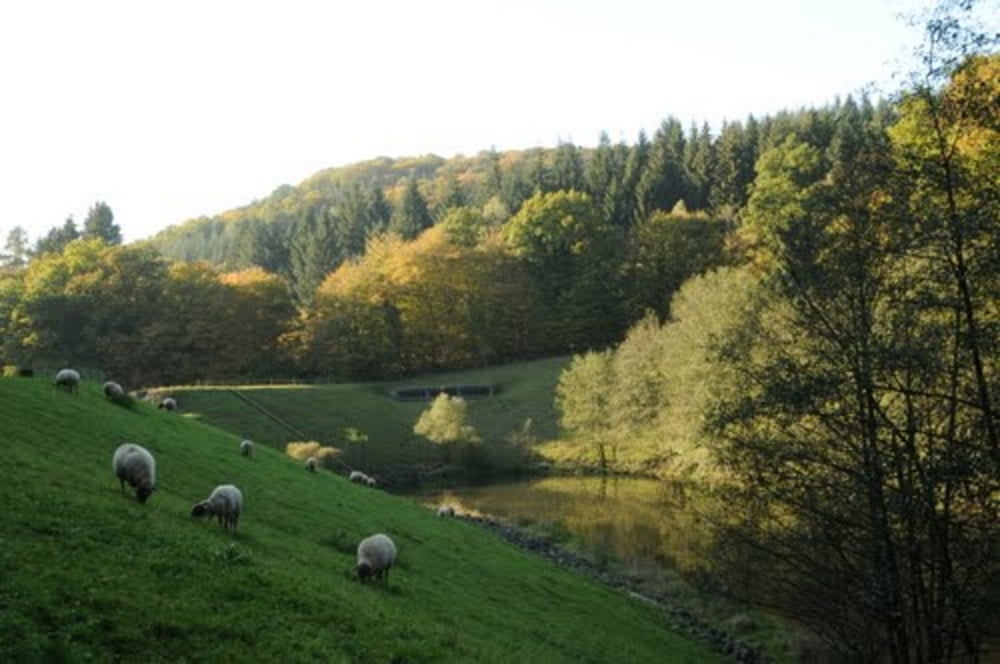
<box><xmin>349</xmin><ymin>470</ymin><xmax>369</xmax><ymax>484</ymax></box>
<box><xmin>356</xmin><ymin>533</ymin><xmax>397</xmax><ymax>584</ymax></box>
<box><xmin>191</xmin><ymin>484</ymin><xmax>243</xmax><ymax>531</ymax></box>
<box><xmin>436</xmin><ymin>505</ymin><xmax>456</xmax><ymax>518</ymax></box>
<box><xmin>364</xmin><ymin>475</ymin><xmax>377</xmax><ymax>488</ymax></box>
<box><xmin>55</xmin><ymin>368</ymin><xmax>81</xmax><ymax>393</ymax></box>
<box><xmin>158</xmin><ymin>397</ymin><xmax>177</xmax><ymax>411</ymax></box>
<box><xmin>305</xmin><ymin>457</ymin><xmax>317</xmax><ymax>472</ymax></box>
<box><xmin>112</xmin><ymin>443</ymin><xmax>157</xmax><ymax>504</ymax></box>
<box><xmin>239</xmin><ymin>439</ymin><xmax>255</xmax><ymax>457</ymax></box>
<box><xmin>103</xmin><ymin>381</ymin><xmax>124</xmax><ymax>399</ymax></box>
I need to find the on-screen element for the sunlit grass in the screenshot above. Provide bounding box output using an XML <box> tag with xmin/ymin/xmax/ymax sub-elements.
<box><xmin>0</xmin><ymin>375</ymin><xmax>720</xmax><ymax>662</ymax></box>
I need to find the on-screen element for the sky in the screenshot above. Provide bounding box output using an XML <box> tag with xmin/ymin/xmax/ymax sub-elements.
<box><xmin>0</xmin><ymin>0</ymin><xmax>980</xmax><ymax>244</ymax></box>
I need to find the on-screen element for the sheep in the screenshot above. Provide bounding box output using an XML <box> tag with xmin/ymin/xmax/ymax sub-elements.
<box><xmin>103</xmin><ymin>381</ymin><xmax>124</xmax><ymax>399</ymax></box>
<box><xmin>158</xmin><ymin>397</ymin><xmax>177</xmax><ymax>411</ymax></box>
<box><xmin>349</xmin><ymin>470</ymin><xmax>369</xmax><ymax>484</ymax></box>
<box><xmin>191</xmin><ymin>484</ymin><xmax>243</xmax><ymax>531</ymax></box>
<box><xmin>239</xmin><ymin>439</ymin><xmax>255</xmax><ymax>457</ymax></box>
<box><xmin>364</xmin><ymin>475</ymin><xmax>377</xmax><ymax>488</ymax></box>
<box><xmin>305</xmin><ymin>457</ymin><xmax>317</xmax><ymax>472</ymax></box>
<box><xmin>356</xmin><ymin>533</ymin><xmax>397</xmax><ymax>585</ymax></box>
<box><xmin>112</xmin><ymin>443</ymin><xmax>157</xmax><ymax>504</ymax></box>
<box><xmin>55</xmin><ymin>368</ymin><xmax>81</xmax><ymax>393</ymax></box>
<box><xmin>436</xmin><ymin>505</ymin><xmax>456</xmax><ymax>518</ymax></box>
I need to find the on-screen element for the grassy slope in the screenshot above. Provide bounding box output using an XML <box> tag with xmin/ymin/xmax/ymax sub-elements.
<box><xmin>165</xmin><ymin>357</ymin><xmax>570</xmax><ymax>471</ymax></box>
<box><xmin>0</xmin><ymin>375</ymin><xmax>718</xmax><ymax>662</ymax></box>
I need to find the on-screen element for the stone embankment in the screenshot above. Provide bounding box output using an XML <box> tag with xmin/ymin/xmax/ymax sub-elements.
<box><xmin>459</xmin><ymin>514</ymin><xmax>769</xmax><ymax>664</ymax></box>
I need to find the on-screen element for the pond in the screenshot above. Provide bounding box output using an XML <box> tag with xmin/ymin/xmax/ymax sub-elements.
<box><xmin>408</xmin><ymin>475</ymin><xmax>715</xmax><ymax>581</ymax></box>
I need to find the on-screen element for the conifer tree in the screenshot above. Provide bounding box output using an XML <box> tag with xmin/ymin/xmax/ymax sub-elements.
<box><xmin>288</xmin><ymin>206</ymin><xmax>341</xmax><ymax>306</ymax></box>
<box><xmin>635</xmin><ymin>118</ymin><xmax>691</xmax><ymax>221</ymax></box>
<box><xmin>389</xmin><ymin>179</ymin><xmax>433</xmax><ymax>239</ymax></box>
<box><xmin>82</xmin><ymin>201</ymin><xmax>122</xmax><ymax>245</ymax></box>
<box><xmin>34</xmin><ymin>217</ymin><xmax>80</xmax><ymax>255</ymax></box>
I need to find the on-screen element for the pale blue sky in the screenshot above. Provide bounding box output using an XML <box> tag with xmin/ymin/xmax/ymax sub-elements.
<box><xmin>0</xmin><ymin>0</ymin><xmax>984</xmax><ymax>243</ymax></box>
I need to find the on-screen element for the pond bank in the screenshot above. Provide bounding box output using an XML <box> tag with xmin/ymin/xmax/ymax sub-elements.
<box><xmin>458</xmin><ymin>512</ymin><xmax>770</xmax><ymax>664</ymax></box>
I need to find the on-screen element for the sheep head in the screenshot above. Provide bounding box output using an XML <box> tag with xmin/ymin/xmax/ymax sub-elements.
<box><xmin>136</xmin><ymin>485</ymin><xmax>156</xmax><ymax>504</ymax></box>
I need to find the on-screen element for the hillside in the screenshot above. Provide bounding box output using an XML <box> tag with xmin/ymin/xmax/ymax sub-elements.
<box><xmin>160</xmin><ymin>357</ymin><xmax>570</xmax><ymax>479</ymax></box>
<box><xmin>0</xmin><ymin>374</ymin><xmax>718</xmax><ymax>662</ymax></box>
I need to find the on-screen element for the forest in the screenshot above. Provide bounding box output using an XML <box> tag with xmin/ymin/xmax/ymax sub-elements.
<box><xmin>1</xmin><ymin>97</ymin><xmax>865</xmax><ymax>384</ymax></box>
<box><xmin>0</xmin><ymin>5</ymin><xmax>996</xmax><ymax>661</ymax></box>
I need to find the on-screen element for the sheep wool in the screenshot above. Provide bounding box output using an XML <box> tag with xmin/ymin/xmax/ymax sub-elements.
<box><xmin>112</xmin><ymin>443</ymin><xmax>157</xmax><ymax>504</ymax></box>
<box><xmin>191</xmin><ymin>484</ymin><xmax>243</xmax><ymax>531</ymax></box>
<box><xmin>158</xmin><ymin>397</ymin><xmax>177</xmax><ymax>411</ymax></box>
<box><xmin>55</xmin><ymin>368</ymin><xmax>81</xmax><ymax>393</ymax></box>
<box><xmin>103</xmin><ymin>381</ymin><xmax>124</xmax><ymax>399</ymax></box>
<box><xmin>239</xmin><ymin>439</ymin><xmax>255</xmax><ymax>457</ymax></box>
<box><xmin>305</xmin><ymin>457</ymin><xmax>318</xmax><ymax>472</ymax></box>
<box><xmin>364</xmin><ymin>475</ymin><xmax>377</xmax><ymax>488</ymax></box>
<box><xmin>349</xmin><ymin>470</ymin><xmax>368</xmax><ymax>483</ymax></box>
<box><xmin>356</xmin><ymin>533</ymin><xmax>397</xmax><ymax>584</ymax></box>
<box><xmin>436</xmin><ymin>505</ymin><xmax>456</xmax><ymax>518</ymax></box>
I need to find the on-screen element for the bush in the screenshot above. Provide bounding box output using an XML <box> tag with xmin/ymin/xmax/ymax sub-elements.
<box><xmin>285</xmin><ymin>441</ymin><xmax>341</xmax><ymax>467</ymax></box>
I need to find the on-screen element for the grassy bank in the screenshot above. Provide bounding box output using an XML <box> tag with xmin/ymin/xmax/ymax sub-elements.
<box><xmin>0</xmin><ymin>374</ymin><xmax>718</xmax><ymax>662</ymax></box>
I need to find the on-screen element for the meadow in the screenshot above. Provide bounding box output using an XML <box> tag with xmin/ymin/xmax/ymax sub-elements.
<box><xmin>162</xmin><ymin>356</ymin><xmax>571</xmax><ymax>477</ymax></box>
<box><xmin>0</xmin><ymin>374</ymin><xmax>718</xmax><ymax>662</ymax></box>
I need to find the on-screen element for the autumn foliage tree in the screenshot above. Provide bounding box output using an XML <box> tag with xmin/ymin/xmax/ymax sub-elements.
<box><xmin>705</xmin><ymin>20</ymin><xmax>998</xmax><ymax>660</ymax></box>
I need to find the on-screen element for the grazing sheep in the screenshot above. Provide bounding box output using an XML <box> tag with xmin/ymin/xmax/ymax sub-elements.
<box><xmin>112</xmin><ymin>443</ymin><xmax>157</xmax><ymax>504</ymax></box>
<box><xmin>191</xmin><ymin>484</ymin><xmax>243</xmax><ymax>531</ymax></box>
<box><xmin>55</xmin><ymin>368</ymin><xmax>81</xmax><ymax>393</ymax></box>
<box><xmin>349</xmin><ymin>470</ymin><xmax>369</xmax><ymax>484</ymax></box>
<box><xmin>356</xmin><ymin>533</ymin><xmax>397</xmax><ymax>585</ymax></box>
<box><xmin>364</xmin><ymin>475</ymin><xmax>377</xmax><ymax>488</ymax></box>
<box><xmin>436</xmin><ymin>505</ymin><xmax>456</xmax><ymax>518</ymax></box>
<box><xmin>103</xmin><ymin>381</ymin><xmax>124</xmax><ymax>399</ymax></box>
<box><xmin>305</xmin><ymin>457</ymin><xmax>317</xmax><ymax>472</ymax></box>
<box><xmin>239</xmin><ymin>439</ymin><xmax>254</xmax><ymax>457</ymax></box>
<box><xmin>158</xmin><ymin>397</ymin><xmax>177</xmax><ymax>411</ymax></box>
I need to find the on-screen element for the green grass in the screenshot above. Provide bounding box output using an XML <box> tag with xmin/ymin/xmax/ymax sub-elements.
<box><xmin>163</xmin><ymin>356</ymin><xmax>570</xmax><ymax>474</ymax></box>
<box><xmin>0</xmin><ymin>374</ymin><xmax>720</xmax><ymax>662</ymax></box>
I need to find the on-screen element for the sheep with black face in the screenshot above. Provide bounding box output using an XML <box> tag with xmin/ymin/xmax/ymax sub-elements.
<box><xmin>356</xmin><ymin>533</ymin><xmax>396</xmax><ymax>585</ymax></box>
<box><xmin>191</xmin><ymin>484</ymin><xmax>243</xmax><ymax>532</ymax></box>
<box><xmin>112</xmin><ymin>443</ymin><xmax>157</xmax><ymax>504</ymax></box>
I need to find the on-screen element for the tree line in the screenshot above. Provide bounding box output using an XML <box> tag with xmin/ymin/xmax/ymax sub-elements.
<box><xmin>0</xmin><ymin>95</ymin><xmax>907</xmax><ymax>386</ymax></box>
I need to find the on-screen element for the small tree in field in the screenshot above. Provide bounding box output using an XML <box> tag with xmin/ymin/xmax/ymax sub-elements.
<box><xmin>414</xmin><ymin>393</ymin><xmax>480</xmax><ymax>463</ymax></box>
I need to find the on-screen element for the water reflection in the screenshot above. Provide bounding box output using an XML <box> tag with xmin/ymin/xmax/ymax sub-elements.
<box><xmin>413</xmin><ymin>476</ymin><xmax>715</xmax><ymax>579</ymax></box>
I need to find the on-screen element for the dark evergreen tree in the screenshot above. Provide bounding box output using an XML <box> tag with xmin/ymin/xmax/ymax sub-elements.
<box><xmin>34</xmin><ymin>217</ymin><xmax>80</xmax><ymax>255</ymax></box>
<box><xmin>635</xmin><ymin>118</ymin><xmax>691</xmax><ymax>221</ymax></box>
<box><xmin>499</xmin><ymin>157</ymin><xmax>536</xmax><ymax>214</ymax></box>
<box><xmin>240</xmin><ymin>217</ymin><xmax>291</xmax><ymax>276</ymax></box>
<box><xmin>526</xmin><ymin>148</ymin><xmax>552</xmax><ymax>194</ymax></box>
<box><xmin>82</xmin><ymin>201</ymin><xmax>122</xmax><ymax>245</ymax></box>
<box><xmin>710</xmin><ymin>120</ymin><xmax>755</xmax><ymax>212</ymax></box>
<box><xmin>622</xmin><ymin>130</ymin><xmax>650</xmax><ymax>228</ymax></box>
<box><xmin>478</xmin><ymin>147</ymin><xmax>504</xmax><ymax>204</ymax></box>
<box><xmin>389</xmin><ymin>179</ymin><xmax>433</xmax><ymax>239</ymax></box>
<box><xmin>438</xmin><ymin>177</ymin><xmax>466</xmax><ymax>214</ymax></box>
<box><xmin>288</xmin><ymin>206</ymin><xmax>341</xmax><ymax>306</ymax></box>
<box><xmin>683</xmin><ymin>122</ymin><xmax>715</xmax><ymax>210</ymax></box>
<box><xmin>366</xmin><ymin>186</ymin><xmax>392</xmax><ymax>236</ymax></box>
<box><xmin>551</xmin><ymin>141</ymin><xmax>585</xmax><ymax>192</ymax></box>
